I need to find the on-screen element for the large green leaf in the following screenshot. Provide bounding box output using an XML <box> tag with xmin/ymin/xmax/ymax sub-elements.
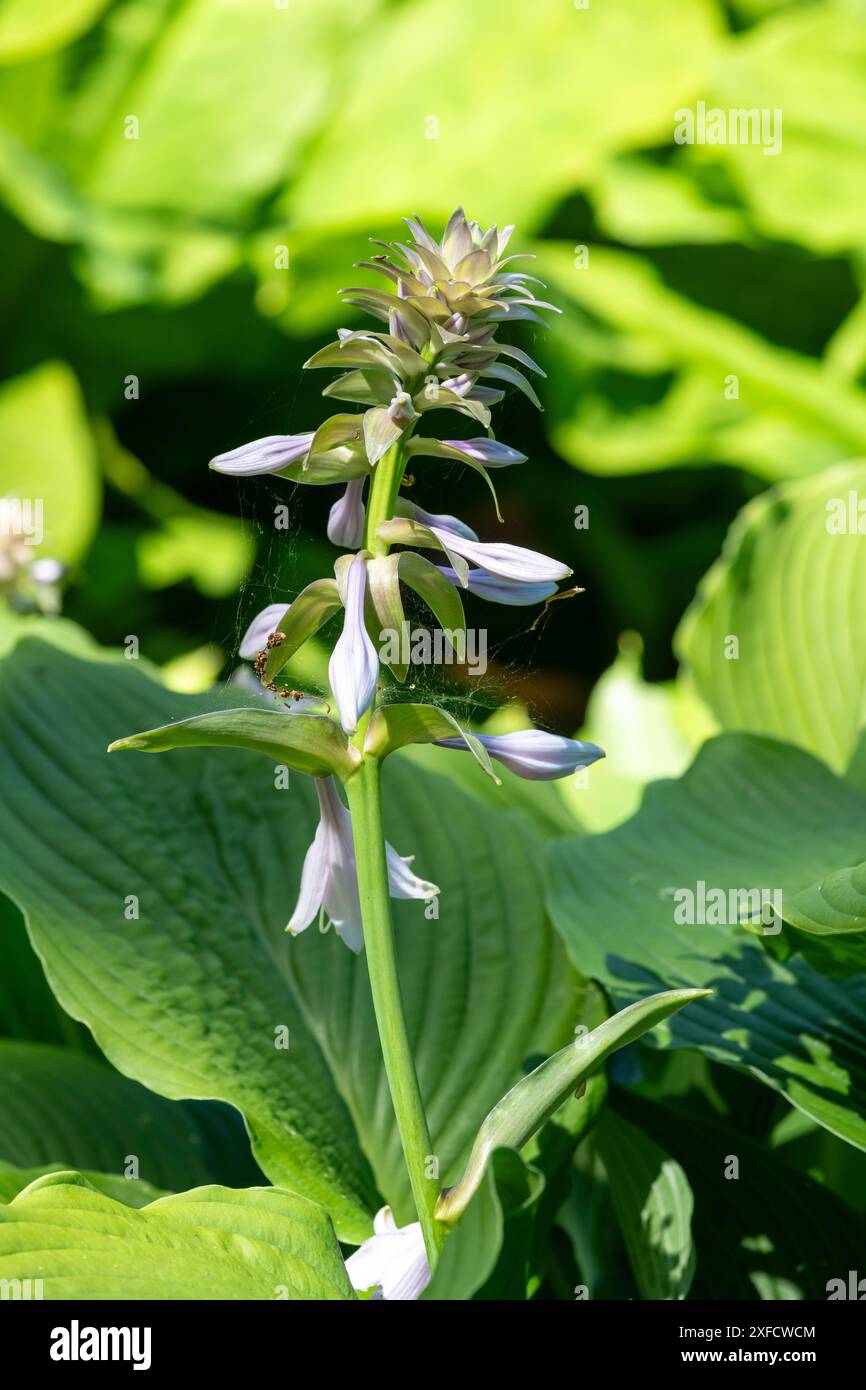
<box><xmin>0</xmin><ymin>1040</ymin><xmax>225</xmax><ymax>1194</ymax></box>
<box><xmin>0</xmin><ymin>1160</ymin><xmax>164</xmax><ymax>1207</ymax></box>
<box><xmin>538</xmin><ymin>244</ymin><xmax>866</xmax><ymax>481</ymax></box>
<box><xmin>286</xmin><ymin>0</ymin><xmax>720</xmax><ymax>234</ymax></box>
<box><xmin>567</xmin><ymin>635</ymin><xmax>716</xmax><ymax>833</ymax></box>
<box><xmin>0</xmin><ymin>0</ymin><xmax>110</xmax><ymax>64</ymax></box>
<box><xmin>0</xmin><ymin>361</ymin><xmax>101</xmax><ymax>564</ymax></box>
<box><xmin>0</xmin><ymin>1173</ymin><xmax>354</xmax><ymax>1300</ymax></box>
<box><xmin>708</xmin><ymin>4</ymin><xmax>866</xmax><ymax>255</ymax></box>
<box><xmin>677</xmin><ymin>460</ymin><xmax>866</xmax><ymax>773</ymax></box>
<box><xmin>785</xmin><ymin>862</ymin><xmax>866</xmax><ymax>939</ymax></box>
<box><xmin>0</xmin><ymin>638</ymin><xmax>583</xmax><ymax>1238</ymax></box>
<box><xmin>0</xmin><ymin>894</ymin><xmax>84</xmax><ymax>1046</ymax></box>
<box><xmin>0</xmin><ymin>639</ymin><xmax>376</xmax><ymax>1242</ymax></box>
<box><xmin>286</xmin><ymin>756</ymin><xmax>580</xmax><ymax>1223</ymax></box>
<box><xmin>547</xmin><ymin>734</ymin><xmax>866</xmax><ymax>1149</ymax></box>
<box><xmin>81</xmin><ymin>0</ymin><xmax>383</xmax><ymax>224</ymax></box>
<box><xmin>595</xmin><ymin>1110</ymin><xmax>695</xmax><ymax>1300</ymax></box>
<box><xmin>618</xmin><ymin>1090</ymin><xmax>866</xmax><ymax>1300</ymax></box>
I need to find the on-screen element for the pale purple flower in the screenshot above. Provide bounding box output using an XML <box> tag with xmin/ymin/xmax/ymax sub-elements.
<box><xmin>238</xmin><ymin>602</ymin><xmax>290</xmax><ymax>660</ymax></box>
<box><xmin>329</xmin><ymin>555</ymin><xmax>378</xmax><ymax>734</ymax></box>
<box><xmin>345</xmin><ymin>1206</ymin><xmax>430</xmax><ymax>1300</ymax></box>
<box><xmin>434</xmin><ymin>729</ymin><xmax>604</xmax><ymax>780</ymax></box>
<box><xmin>328</xmin><ymin>479</ymin><xmax>366</xmax><ymax>548</ymax></box>
<box><xmin>403</xmin><ymin>504</ymin><xmax>478</xmax><ymax>541</ymax></box>
<box><xmin>209</xmin><ymin>433</ymin><xmax>314</xmax><ymax>477</ymax></box>
<box><xmin>434</xmin><ymin>565</ymin><xmax>557</xmax><ymax>606</ymax></box>
<box><xmin>441</xmin><ymin>438</ymin><xmax>526</xmax><ymax>468</ymax></box>
<box><xmin>429</xmin><ymin>525</ymin><xmax>572</xmax><ymax>584</ymax></box>
<box><xmin>288</xmin><ymin>779</ymin><xmax>439</xmax><ymax>953</ymax></box>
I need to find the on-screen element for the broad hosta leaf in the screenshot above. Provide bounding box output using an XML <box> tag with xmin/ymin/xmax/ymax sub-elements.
<box><xmin>0</xmin><ymin>1040</ymin><xmax>220</xmax><ymax>1194</ymax></box>
<box><xmin>618</xmin><ymin>1091</ymin><xmax>866</xmax><ymax>1300</ymax></box>
<box><xmin>0</xmin><ymin>893</ymin><xmax>84</xmax><ymax>1046</ymax></box>
<box><xmin>538</xmin><ymin>244</ymin><xmax>866</xmax><ymax>480</ymax></box>
<box><xmin>81</xmin><ymin>0</ymin><xmax>382</xmax><ymax>225</ymax></box>
<box><xmin>0</xmin><ymin>1161</ymin><xmax>164</xmax><ymax>1208</ymax></box>
<box><xmin>0</xmin><ymin>0</ymin><xmax>110</xmax><ymax>64</ymax></box>
<box><xmin>0</xmin><ymin>361</ymin><xmax>101</xmax><ymax>564</ymax></box>
<box><xmin>286</xmin><ymin>0</ymin><xmax>720</xmax><ymax>233</ymax></box>
<box><xmin>785</xmin><ymin>862</ymin><xmax>866</xmax><ymax>938</ymax></box>
<box><xmin>677</xmin><ymin>461</ymin><xmax>866</xmax><ymax>773</ymax></box>
<box><xmin>0</xmin><ymin>1173</ymin><xmax>354</xmax><ymax>1300</ymax></box>
<box><xmin>547</xmin><ymin>734</ymin><xmax>866</xmax><ymax>1150</ymax></box>
<box><xmin>287</xmin><ymin>757</ymin><xmax>582</xmax><ymax>1224</ymax></box>
<box><xmin>596</xmin><ymin>1110</ymin><xmax>695</xmax><ymax>1300</ymax></box>
<box><xmin>0</xmin><ymin>640</ymin><xmax>376</xmax><ymax>1242</ymax></box>
<box><xmin>565</xmin><ymin>635</ymin><xmax>716</xmax><ymax>833</ymax></box>
<box><xmin>437</xmin><ymin>988</ymin><xmax>708</xmax><ymax>1223</ymax></box>
<box><xmin>709</xmin><ymin>4</ymin><xmax>866</xmax><ymax>254</ymax></box>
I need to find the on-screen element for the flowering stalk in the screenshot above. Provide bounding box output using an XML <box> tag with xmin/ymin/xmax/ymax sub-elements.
<box><xmin>345</xmin><ymin>753</ymin><xmax>441</xmax><ymax>1263</ymax></box>
<box><xmin>112</xmin><ymin>209</ymin><xmax>620</xmax><ymax>1298</ymax></box>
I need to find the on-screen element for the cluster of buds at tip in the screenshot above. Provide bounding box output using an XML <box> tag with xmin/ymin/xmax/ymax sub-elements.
<box><xmin>207</xmin><ymin>210</ymin><xmax>603</xmax><ymax>952</ymax></box>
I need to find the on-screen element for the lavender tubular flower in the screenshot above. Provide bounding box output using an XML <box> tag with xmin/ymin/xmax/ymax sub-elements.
<box><xmin>429</xmin><ymin>524</ymin><xmax>572</xmax><ymax>583</ymax></box>
<box><xmin>328</xmin><ymin>479</ymin><xmax>366</xmax><ymax>548</ymax></box>
<box><xmin>328</xmin><ymin>554</ymin><xmax>378</xmax><ymax>734</ymax></box>
<box><xmin>440</xmin><ymin>438</ymin><xmax>526</xmax><ymax>468</ymax></box>
<box><xmin>210</xmin><ymin>433</ymin><xmax>313</xmax><ymax>476</ymax></box>
<box><xmin>288</xmin><ymin>777</ymin><xmax>438</xmax><ymax>953</ymax></box>
<box><xmin>238</xmin><ymin>602</ymin><xmax>290</xmax><ymax>660</ymax></box>
<box><xmin>434</xmin><ymin>565</ymin><xmax>558</xmax><ymax>606</ymax></box>
<box><xmin>434</xmin><ymin>730</ymin><xmax>605</xmax><ymax>780</ymax></box>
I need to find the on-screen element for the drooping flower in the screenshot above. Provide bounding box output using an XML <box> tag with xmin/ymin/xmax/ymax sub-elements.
<box><xmin>345</xmin><ymin>1206</ymin><xmax>430</xmax><ymax>1300</ymax></box>
<box><xmin>434</xmin><ymin>729</ymin><xmax>604</xmax><ymax>780</ymax></box>
<box><xmin>329</xmin><ymin>555</ymin><xmax>378</xmax><ymax>734</ymax></box>
<box><xmin>210</xmin><ymin>433</ymin><xmax>314</xmax><ymax>476</ymax></box>
<box><xmin>434</xmin><ymin>564</ymin><xmax>558</xmax><ymax>606</ymax></box>
<box><xmin>428</xmin><ymin>524</ymin><xmax>572</xmax><ymax>584</ymax></box>
<box><xmin>399</xmin><ymin>502</ymin><xmax>478</xmax><ymax>541</ymax></box>
<box><xmin>288</xmin><ymin>778</ymin><xmax>438</xmax><ymax>952</ymax></box>
<box><xmin>439</xmin><ymin>438</ymin><xmax>526</xmax><ymax>468</ymax></box>
<box><xmin>238</xmin><ymin>602</ymin><xmax>290</xmax><ymax>660</ymax></box>
<box><xmin>328</xmin><ymin>479</ymin><xmax>366</xmax><ymax>548</ymax></box>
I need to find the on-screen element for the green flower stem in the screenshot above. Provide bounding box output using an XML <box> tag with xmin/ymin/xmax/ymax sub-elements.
<box><xmin>364</xmin><ymin>435</ymin><xmax>410</xmax><ymax>556</ymax></box>
<box><xmin>345</xmin><ymin>757</ymin><xmax>442</xmax><ymax>1264</ymax></box>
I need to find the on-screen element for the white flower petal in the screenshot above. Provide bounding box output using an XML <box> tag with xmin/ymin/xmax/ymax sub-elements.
<box><xmin>385</xmin><ymin>843</ymin><xmax>439</xmax><ymax>900</ymax></box>
<box><xmin>286</xmin><ymin>820</ymin><xmax>331</xmax><ymax>935</ymax></box>
<box><xmin>327</xmin><ymin>479</ymin><xmax>366</xmax><ymax>548</ymax></box>
<box><xmin>345</xmin><ymin>1212</ymin><xmax>430</xmax><ymax>1301</ymax></box>
<box><xmin>430</xmin><ymin>526</ymin><xmax>571</xmax><ymax>583</ymax></box>
<box><xmin>238</xmin><ymin>603</ymin><xmax>290</xmax><ymax>660</ymax></box>
<box><xmin>441</xmin><ymin>437</ymin><xmax>527</xmax><ymax>468</ymax></box>
<box><xmin>436</xmin><ymin>729</ymin><xmax>605</xmax><ymax>781</ymax></box>
<box><xmin>435</xmin><ymin>565</ymin><xmax>557</xmax><ymax>606</ymax></box>
<box><xmin>328</xmin><ymin>556</ymin><xmax>379</xmax><ymax>734</ymax></box>
<box><xmin>210</xmin><ymin>433</ymin><xmax>313</xmax><ymax>476</ymax></box>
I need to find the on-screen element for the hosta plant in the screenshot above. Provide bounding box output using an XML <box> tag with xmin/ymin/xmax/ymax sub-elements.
<box><xmin>1</xmin><ymin>211</ymin><xmax>708</xmax><ymax>1301</ymax></box>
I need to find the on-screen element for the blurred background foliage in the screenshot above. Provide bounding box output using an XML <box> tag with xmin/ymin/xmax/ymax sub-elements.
<box><xmin>1</xmin><ymin>0</ymin><xmax>865</xmax><ymax>772</ymax></box>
